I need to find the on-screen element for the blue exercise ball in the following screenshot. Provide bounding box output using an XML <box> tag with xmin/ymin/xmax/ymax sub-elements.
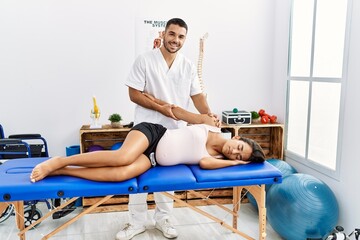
<box><xmin>267</xmin><ymin>158</ymin><xmax>298</xmax><ymax>176</ymax></box>
<box><xmin>247</xmin><ymin>159</ymin><xmax>297</xmax><ymax>207</ymax></box>
<box><xmin>267</xmin><ymin>173</ymin><xmax>339</xmax><ymax>240</ymax></box>
<box><xmin>88</xmin><ymin>145</ymin><xmax>104</xmax><ymax>152</ymax></box>
<box><xmin>111</xmin><ymin>142</ymin><xmax>123</xmax><ymax>150</ymax></box>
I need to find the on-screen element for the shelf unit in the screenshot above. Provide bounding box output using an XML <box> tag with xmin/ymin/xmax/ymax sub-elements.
<box><xmin>221</xmin><ymin>123</ymin><xmax>284</xmax><ymax>159</ymax></box>
<box><xmin>79</xmin><ymin>124</ymin><xmax>130</xmax><ymax>153</ymax></box>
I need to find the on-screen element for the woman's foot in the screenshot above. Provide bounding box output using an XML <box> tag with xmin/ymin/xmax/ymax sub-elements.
<box><xmin>30</xmin><ymin>157</ymin><xmax>60</xmax><ymax>182</ymax></box>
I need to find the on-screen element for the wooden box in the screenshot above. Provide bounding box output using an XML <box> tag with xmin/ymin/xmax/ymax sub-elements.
<box><xmin>80</xmin><ymin>124</ymin><xmax>130</xmax><ymax>153</ymax></box>
<box><xmin>221</xmin><ymin>123</ymin><xmax>284</xmax><ymax>159</ymax></box>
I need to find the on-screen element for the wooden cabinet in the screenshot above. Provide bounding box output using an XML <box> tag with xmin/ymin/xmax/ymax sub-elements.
<box><xmin>221</xmin><ymin>123</ymin><xmax>284</xmax><ymax>159</ymax></box>
<box><xmin>79</xmin><ymin>125</ymin><xmax>130</xmax><ymax>153</ymax></box>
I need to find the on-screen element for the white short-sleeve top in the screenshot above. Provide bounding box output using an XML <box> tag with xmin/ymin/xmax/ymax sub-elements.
<box><xmin>125</xmin><ymin>48</ymin><xmax>202</xmax><ymax>129</ymax></box>
<box><xmin>155</xmin><ymin>124</ymin><xmax>221</xmax><ymax>165</ymax></box>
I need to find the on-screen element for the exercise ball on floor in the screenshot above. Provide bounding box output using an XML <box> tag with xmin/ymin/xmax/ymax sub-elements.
<box><xmin>88</xmin><ymin>145</ymin><xmax>104</xmax><ymax>152</ymax></box>
<box><xmin>267</xmin><ymin>158</ymin><xmax>298</xmax><ymax>177</ymax></box>
<box><xmin>247</xmin><ymin>159</ymin><xmax>297</xmax><ymax>207</ymax></box>
<box><xmin>267</xmin><ymin>173</ymin><xmax>339</xmax><ymax>240</ymax></box>
<box><xmin>111</xmin><ymin>142</ymin><xmax>123</xmax><ymax>150</ymax></box>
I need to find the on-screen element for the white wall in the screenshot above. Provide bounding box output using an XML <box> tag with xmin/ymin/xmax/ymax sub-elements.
<box><xmin>1</xmin><ymin>0</ymin><xmax>359</xmax><ymax>233</ymax></box>
<box><xmin>0</xmin><ymin>0</ymin><xmax>275</xmax><ymax>155</ymax></box>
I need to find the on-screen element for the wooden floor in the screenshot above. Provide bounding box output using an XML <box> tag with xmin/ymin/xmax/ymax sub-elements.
<box><xmin>0</xmin><ymin>202</ymin><xmax>283</xmax><ymax>240</ymax></box>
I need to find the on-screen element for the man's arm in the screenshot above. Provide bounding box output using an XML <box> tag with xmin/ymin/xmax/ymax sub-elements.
<box><xmin>142</xmin><ymin>92</ymin><xmax>219</xmax><ymax>127</ymax></box>
<box><xmin>191</xmin><ymin>93</ymin><xmax>211</xmax><ymax>114</ymax></box>
<box><xmin>128</xmin><ymin>87</ymin><xmax>177</xmax><ymax>119</ymax></box>
<box><xmin>171</xmin><ymin>105</ymin><xmax>219</xmax><ymax>126</ymax></box>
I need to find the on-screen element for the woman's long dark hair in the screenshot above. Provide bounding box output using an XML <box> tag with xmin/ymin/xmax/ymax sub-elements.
<box><xmin>240</xmin><ymin>137</ymin><xmax>266</xmax><ymax>163</ymax></box>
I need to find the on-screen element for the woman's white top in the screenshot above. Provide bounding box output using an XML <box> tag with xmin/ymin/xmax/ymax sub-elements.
<box><xmin>155</xmin><ymin>124</ymin><xmax>221</xmax><ymax>165</ymax></box>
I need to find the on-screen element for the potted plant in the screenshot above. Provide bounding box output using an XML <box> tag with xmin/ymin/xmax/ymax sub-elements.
<box><xmin>108</xmin><ymin>113</ymin><xmax>122</xmax><ymax>128</ymax></box>
<box><xmin>251</xmin><ymin>111</ymin><xmax>261</xmax><ymax>124</ymax></box>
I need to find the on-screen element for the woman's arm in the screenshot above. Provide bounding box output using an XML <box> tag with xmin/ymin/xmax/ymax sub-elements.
<box><xmin>129</xmin><ymin>88</ymin><xmax>177</xmax><ymax>120</ymax></box>
<box><xmin>171</xmin><ymin>106</ymin><xmax>219</xmax><ymax>126</ymax></box>
<box><xmin>143</xmin><ymin>92</ymin><xmax>219</xmax><ymax>127</ymax></box>
<box><xmin>199</xmin><ymin>157</ymin><xmax>250</xmax><ymax>169</ymax></box>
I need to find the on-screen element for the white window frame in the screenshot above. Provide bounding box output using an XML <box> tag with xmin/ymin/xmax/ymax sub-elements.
<box><xmin>285</xmin><ymin>0</ymin><xmax>353</xmax><ymax>179</ymax></box>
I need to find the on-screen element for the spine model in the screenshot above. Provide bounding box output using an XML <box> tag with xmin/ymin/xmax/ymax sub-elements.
<box><xmin>197</xmin><ymin>33</ymin><xmax>208</xmax><ymax>93</ymax></box>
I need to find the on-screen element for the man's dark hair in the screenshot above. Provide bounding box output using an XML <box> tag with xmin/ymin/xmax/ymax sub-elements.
<box><xmin>165</xmin><ymin>18</ymin><xmax>188</xmax><ymax>33</ymax></box>
<box><xmin>240</xmin><ymin>137</ymin><xmax>266</xmax><ymax>163</ymax></box>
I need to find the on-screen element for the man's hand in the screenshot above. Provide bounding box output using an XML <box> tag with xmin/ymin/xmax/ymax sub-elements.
<box><xmin>207</xmin><ymin>113</ymin><xmax>221</xmax><ymax>127</ymax></box>
<box><xmin>159</xmin><ymin>104</ymin><xmax>178</xmax><ymax>120</ymax></box>
<box><xmin>201</xmin><ymin>114</ymin><xmax>221</xmax><ymax>127</ymax></box>
<box><xmin>143</xmin><ymin>92</ymin><xmax>178</xmax><ymax>120</ymax></box>
<box><xmin>141</xmin><ymin>91</ymin><xmax>219</xmax><ymax>124</ymax></box>
<box><xmin>207</xmin><ymin>112</ymin><xmax>218</xmax><ymax>118</ymax></box>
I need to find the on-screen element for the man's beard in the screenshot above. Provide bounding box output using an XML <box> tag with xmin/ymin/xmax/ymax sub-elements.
<box><xmin>163</xmin><ymin>40</ymin><xmax>181</xmax><ymax>54</ymax></box>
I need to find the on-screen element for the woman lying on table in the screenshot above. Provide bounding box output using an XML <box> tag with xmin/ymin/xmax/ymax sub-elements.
<box><xmin>30</xmin><ymin>96</ymin><xmax>265</xmax><ymax>183</ymax></box>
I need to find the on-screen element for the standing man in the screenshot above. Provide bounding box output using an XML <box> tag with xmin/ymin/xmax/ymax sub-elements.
<box><xmin>116</xmin><ymin>18</ymin><xmax>215</xmax><ymax>240</ymax></box>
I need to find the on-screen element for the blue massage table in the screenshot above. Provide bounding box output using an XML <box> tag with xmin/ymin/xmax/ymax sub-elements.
<box><xmin>0</xmin><ymin>157</ymin><xmax>282</xmax><ymax>240</ymax></box>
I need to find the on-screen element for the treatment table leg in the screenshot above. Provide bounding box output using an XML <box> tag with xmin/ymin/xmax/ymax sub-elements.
<box><xmin>12</xmin><ymin>201</ymin><xmax>25</xmax><ymax>240</ymax></box>
<box><xmin>232</xmin><ymin>187</ymin><xmax>242</xmax><ymax>230</ymax></box>
<box><xmin>17</xmin><ymin>197</ymin><xmax>79</xmax><ymax>237</ymax></box>
<box><xmin>162</xmin><ymin>192</ymin><xmax>254</xmax><ymax>240</ymax></box>
<box><xmin>9</xmin><ymin>196</ymin><xmax>113</xmax><ymax>240</ymax></box>
<box><xmin>0</xmin><ymin>202</ymin><xmax>8</xmax><ymax>215</ymax></box>
<box><xmin>188</xmin><ymin>190</ymin><xmax>238</xmax><ymax>217</ymax></box>
<box><xmin>257</xmin><ymin>185</ymin><xmax>267</xmax><ymax>240</ymax></box>
<box><xmin>41</xmin><ymin>195</ymin><xmax>114</xmax><ymax>239</ymax></box>
<box><xmin>244</xmin><ymin>185</ymin><xmax>267</xmax><ymax>240</ymax></box>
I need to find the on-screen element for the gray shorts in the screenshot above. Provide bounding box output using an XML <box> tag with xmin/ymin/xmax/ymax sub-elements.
<box><xmin>130</xmin><ymin>122</ymin><xmax>167</xmax><ymax>166</ymax></box>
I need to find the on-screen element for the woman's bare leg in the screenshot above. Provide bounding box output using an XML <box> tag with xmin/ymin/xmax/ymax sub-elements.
<box><xmin>30</xmin><ymin>130</ymin><xmax>149</xmax><ymax>182</ymax></box>
<box><xmin>44</xmin><ymin>154</ymin><xmax>152</xmax><ymax>182</ymax></box>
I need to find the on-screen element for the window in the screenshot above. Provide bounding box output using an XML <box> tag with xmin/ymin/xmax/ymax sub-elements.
<box><xmin>285</xmin><ymin>0</ymin><xmax>350</xmax><ymax>178</ymax></box>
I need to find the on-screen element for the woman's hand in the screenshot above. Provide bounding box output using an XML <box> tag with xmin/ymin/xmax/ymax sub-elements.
<box><xmin>232</xmin><ymin>159</ymin><xmax>251</xmax><ymax>165</ymax></box>
<box><xmin>200</xmin><ymin>157</ymin><xmax>249</xmax><ymax>169</ymax></box>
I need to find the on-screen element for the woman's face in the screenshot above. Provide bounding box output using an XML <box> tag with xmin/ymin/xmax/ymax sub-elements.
<box><xmin>222</xmin><ymin>138</ymin><xmax>252</xmax><ymax>161</ymax></box>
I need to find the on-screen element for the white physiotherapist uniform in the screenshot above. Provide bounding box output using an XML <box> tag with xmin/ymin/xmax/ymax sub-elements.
<box><xmin>125</xmin><ymin>48</ymin><xmax>202</xmax><ymax>225</ymax></box>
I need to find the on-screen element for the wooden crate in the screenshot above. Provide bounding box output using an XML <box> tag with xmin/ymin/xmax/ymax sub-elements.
<box><xmin>221</xmin><ymin>123</ymin><xmax>284</xmax><ymax>159</ymax></box>
<box><xmin>79</xmin><ymin>125</ymin><xmax>130</xmax><ymax>153</ymax></box>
